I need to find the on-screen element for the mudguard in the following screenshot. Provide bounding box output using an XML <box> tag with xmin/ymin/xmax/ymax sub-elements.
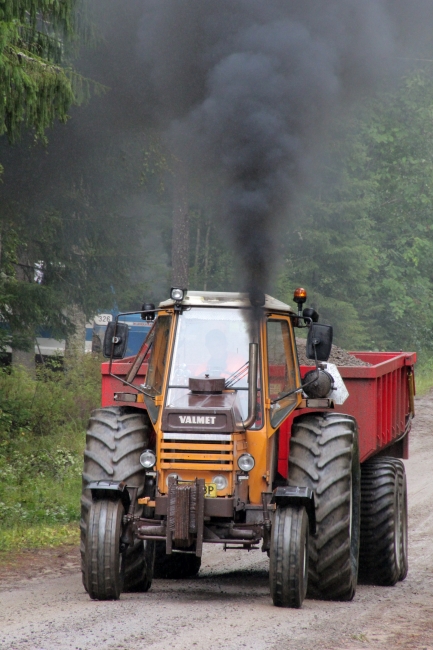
<box><xmin>271</xmin><ymin>486</ymin><xmax>316</xmax><ymax>534</ymax></box>
<box><xmin>87</xmin><ymin>480</ymin><xmax>131</xmax><ymax>511</ymax></box>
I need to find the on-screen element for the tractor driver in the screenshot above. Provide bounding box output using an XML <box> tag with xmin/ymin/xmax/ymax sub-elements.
<box><xmin>202</xmin><ymin>328</ymin><xmax>246</xmax><ymax>380</ymax></box>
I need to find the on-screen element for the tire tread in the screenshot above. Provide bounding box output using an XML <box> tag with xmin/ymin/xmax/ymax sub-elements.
<box><xmin>288</xmin><ymin>412</ymin><xmax>360</xmax><ymax>601</ymax></box>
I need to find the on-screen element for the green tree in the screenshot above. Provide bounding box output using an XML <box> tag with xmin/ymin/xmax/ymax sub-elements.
<box><xmin>0</xmin><ymin>0</ymin><xmax>88</xmax><ymax>144</ymax></box>
<box><xmin>277</xmin><ymin>66</ymin><xmax>433</xmax><ymax>353</ymax></box>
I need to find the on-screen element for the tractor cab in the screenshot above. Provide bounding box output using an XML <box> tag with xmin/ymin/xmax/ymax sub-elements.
<box><xmin>105</xmin><ymin>290</ymin><xmax>307</xmax><ymax>503</ymax></box>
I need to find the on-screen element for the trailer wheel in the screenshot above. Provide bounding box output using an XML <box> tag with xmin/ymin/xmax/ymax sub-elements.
<box><xmin>269</xmin><ymin>506</ymin><xmax>309</xmax><ymax>608</ymax></box>
<box><xmin>396</xmin><ymin>461</ymin><xmax>408</xmax><ymax>581</ymax></box>
<box><xmin>81</xmin><ymin>406</ymin><xmax>153</xmax><ymax>593</ymax></box>
<box><xmin>86</xmin><ymin>498</ymin><xmax>125</xmax><ymax>600</ymax></box>
<box><xmin>154</xmin><ymin>543</ymin><xmax>202</xmax><ymax>579</ymax></box>
<box><xmin>288</xmin><ymin>413</ymin><xmax>360</xmax><ymax>601</ymax></box>
<box><xmin>359</xmin><ymin>457</ymin><xmax>405</xmax><ymax>586</ymax></box>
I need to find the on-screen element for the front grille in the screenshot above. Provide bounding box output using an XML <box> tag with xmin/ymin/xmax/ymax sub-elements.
<box><xmin>161</xmin><ymin>432</ymin><xmax>234</xmax><ymax>471</ymax></box>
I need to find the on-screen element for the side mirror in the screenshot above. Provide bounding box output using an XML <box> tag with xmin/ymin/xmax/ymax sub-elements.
<box><xmin>103</xmin><ymin>322</ymin><xmax>129</xmax><ymax>358</ymax></box>
<box><xmin>306</xmin><ymin>323</ymin><xmax>333</xmax><ymax>361</ymax></box>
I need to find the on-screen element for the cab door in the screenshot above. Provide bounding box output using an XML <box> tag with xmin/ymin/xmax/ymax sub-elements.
<box><xmin>266</xmin><ymin>317</ymin><xmax>301</xmax><ymax>430</ymax></box>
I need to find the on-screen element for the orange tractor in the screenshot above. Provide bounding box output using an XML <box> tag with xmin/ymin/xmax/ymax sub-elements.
<box><xmin>81</xmin><ymin>288</ymin><xmax>415</xmax><ymax>607</ymax></box>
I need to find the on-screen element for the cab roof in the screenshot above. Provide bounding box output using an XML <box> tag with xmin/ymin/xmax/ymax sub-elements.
<box><xmin>159</xmin><ymin>290</ymin><xmax>295</xmax><ymax>314</ymax></box>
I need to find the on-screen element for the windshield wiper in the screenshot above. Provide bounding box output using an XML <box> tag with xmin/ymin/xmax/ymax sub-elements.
<box><xmin>225</xmin><ymin>362</ymin><xmax>249</xmax><ymax>388</ymax></box>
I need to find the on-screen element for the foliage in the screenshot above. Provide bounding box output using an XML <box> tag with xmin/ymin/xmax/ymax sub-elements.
<box><xmin>412</xmin><ymin>352</ymin><xmax>433</xmax><ymax>396</ymax></box>
<box><xmin>274</xmin><ymin>67</ymin><xmax>433</xmax><ymax>352</ymax></box>
<box><xmin>0</xmin><ymin>354</ymin><xmax>100</xmax><ymax>541</ymax></box>
<box><xmin>0</xmin><ymin>522</ymin><xmax>78</xmax><ymax>552</ymax></box>
<box><xmin>0</xmin><ymin>0</ymin><xmax>91</xmax><ymax>142</ymax></box>
<box><xmin>0</xmin><ymin>0</ymin><xmax>105</xmax><ymax>352</ymax></box>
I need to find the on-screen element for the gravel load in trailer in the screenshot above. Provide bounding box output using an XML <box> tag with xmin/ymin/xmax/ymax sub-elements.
<box><xmin>296</xmin><ymin>338</ymin><xmax>371</xmax><ymax>367</ymax></box>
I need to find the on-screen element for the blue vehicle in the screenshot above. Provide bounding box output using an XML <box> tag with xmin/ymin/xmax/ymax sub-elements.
<box><xmin>3</xmin><ymin>310</ymin><xmax>151</xmax><ymax>362</ymax></box>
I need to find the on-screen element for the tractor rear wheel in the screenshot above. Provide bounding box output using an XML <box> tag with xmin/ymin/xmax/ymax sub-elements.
<box><xmin>86</xmin><ymin>498</ymin><xmax>125</xmax><ymax>600</ymax></box>
<box><xmin>81</xmin><ymin>406</ymin><xmax>154</xmax><ymax>593</ymax></box>
<box><xmin>288</xmin><ymin>413</ymin><xmax>360</xmax><ymax>601</ymax></box>
<box><xmin>269</xmin><ymin>506</ymin><xmax>309</xmax><ymax>608</ymax></box>
<box><xmin>359</xmin><ymin>457</ymin><xmax>405</xmax><ymax>585</ymax></box>
<box><xmin>154</xmin><ymin>543</ymin><xmax>202</xmax><ymax>579</ymax></box>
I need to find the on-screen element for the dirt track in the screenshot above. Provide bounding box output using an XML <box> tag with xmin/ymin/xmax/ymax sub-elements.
<box><xmin>1</xmin><ymin>391</ymin><xmax>433</xmax><ymax>650</ymax></box>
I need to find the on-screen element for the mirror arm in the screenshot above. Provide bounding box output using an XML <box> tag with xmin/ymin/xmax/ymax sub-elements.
<box><xmin>288</xmin><ymin>314</ymin><xmax>312</xmax><ymax>328</ymax></box>
<box><xmin>107</xmin><ymin>370</ymin><xmax>156</xmax><ymax>401</ymax></box>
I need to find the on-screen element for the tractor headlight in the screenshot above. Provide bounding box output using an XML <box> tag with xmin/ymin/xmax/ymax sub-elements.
<box><xmin>238</xmin><ymin>453</ymin><xmax>255</xmax><ymax>472</ymax></box>
<box><xmin>212</xmin><ymin>475</ymin><xmax>228</xmax><ymax>491</ymax></box>
<box><xmin>170</xmin><ymin>287</ymin><xmax>186</xmax><ymax>302</ymax></box>
<box><xmin>139</xmin><ymin>449</ymin><xmax>156</xmax><ymax>469</ymax></box>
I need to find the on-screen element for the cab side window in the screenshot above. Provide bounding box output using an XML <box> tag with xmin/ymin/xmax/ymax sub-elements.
<box><xmin>145</xmin><ymin>315</ymin><xmax>172</xmax><ymax>395</ymax></box>
<box><xmin>267</xmin><ymin>319</ymin><xmax>298</xmax><ymax>427</ymax></box>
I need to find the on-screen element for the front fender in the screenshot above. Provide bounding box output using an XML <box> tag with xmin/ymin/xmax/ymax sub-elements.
<box><xmin>271</xmin><ymin>486</ymin><xmax>316</xmax><ymax>534</ymax></box>
<box><xmin>87</xmin><ymin>480</ymin><xmax>131</xmax><ymax>511</ymax></box>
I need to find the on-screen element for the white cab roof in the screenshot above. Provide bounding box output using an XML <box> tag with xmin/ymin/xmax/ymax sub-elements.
<box><xmin>159</xmin><ymin>290</ymin><xmax>295</xmax><ymax>314</ymax></box>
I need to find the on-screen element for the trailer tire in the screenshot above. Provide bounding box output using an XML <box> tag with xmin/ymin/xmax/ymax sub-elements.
<box><xmin>81</xmin><ymin>406</ymin><xmax>153</xmax><ymax>593</ymax></box>
<box><xmin>359</xmin><ymin>457</ymin><xmax>405</xmax><ymax>586</ymax></box>
<box><xmin>154</xmin><ymin>543</ymin><xmax>202</xmax><ymax>579</ymax></box>
<box><xmin>86</xmin><ymin>498</ymin><xmax>125</xmax><ymax>600</ymax></box>
<box><xmin>269</xmin><ymin>506</ymin><xmax>309</xmax><ymax>608</ymax></box>
<box><xmin>396</xmin><ymin>461</ymin><xmax>408</xmax><ymax>581</ymax></box>
<box><xmin>288</xmin><ymin>413</ymin><xmax>360</xmax><ymax>601</ymax></box>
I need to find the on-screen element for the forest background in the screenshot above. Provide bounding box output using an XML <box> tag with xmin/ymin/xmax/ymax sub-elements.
<box><xmin>1</xmin><ymin>0</ymin><xmax>433</xmax><ymax>551</ymax></box>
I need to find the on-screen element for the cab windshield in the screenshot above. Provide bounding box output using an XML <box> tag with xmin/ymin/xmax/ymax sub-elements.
<box><xmin>167</xmin><ymin>308</ymin><xmax>261</xmax><ymax>425</ymax></box>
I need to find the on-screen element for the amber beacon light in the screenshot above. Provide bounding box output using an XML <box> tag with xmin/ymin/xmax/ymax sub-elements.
<box><xmin>293</xmin><ymin>287</ymin><xmax>307</xmax><ymax>320</ymax></box>
<box><xmin>293</xmin><ymin>287</ymin><xmax>307</xmax><ymax>304</ymax></box>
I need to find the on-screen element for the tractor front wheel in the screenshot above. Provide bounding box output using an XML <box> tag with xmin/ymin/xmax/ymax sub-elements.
<box><xmin>269</xmin><ymin>505</ymin><xmax>309</xmax><ymax>608</ymax></box>
<box><xmin>85</xmin><ymin>498</ymin><xmax>125</xmax><ymax>600</ymax></box>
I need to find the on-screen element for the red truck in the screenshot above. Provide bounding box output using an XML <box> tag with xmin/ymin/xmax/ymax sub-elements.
<box><xmin>81</xmin><ymin>289</ymin><xmax>415</xmax><ymax>607</ymax></box>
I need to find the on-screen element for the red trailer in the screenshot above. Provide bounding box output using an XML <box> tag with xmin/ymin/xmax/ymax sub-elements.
<box><xmin>278</xmin><ymin>351</ymin><xmax>416</xmax><ymax>477</ymax></box>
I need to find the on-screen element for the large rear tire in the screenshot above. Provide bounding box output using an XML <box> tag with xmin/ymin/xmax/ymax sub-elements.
<box><xmin>81</xmin><ymin>406</ymin><xmax>153</xmax><ymax>592</ymax></box>
<box><xmin>359</xmin><ymin>457</ymin><xmax>405</xmax><ymax>586</ymax></box>
<box><xmin>288</xmin><ymin>413</ymin><xmax>360</xmax><ymax>601</ymax></box>
<box><xmin>269</xmin><ymin>506</ymin><xmax>309</xmax><ymax>608</ymax></box>
<box><xmin>154</xmin><ymin>543</ymin><xmax>202</xmax><ymax>579</ymax></box>
<box><xmin>86</xmin><ymin>499</ymin><xmax>124</xmax><ymax>600</ymax></box>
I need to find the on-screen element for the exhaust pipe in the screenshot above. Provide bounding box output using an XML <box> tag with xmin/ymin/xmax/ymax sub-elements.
<box><xmin>237</xmin><ymin>342</ymin><xmax>258</xmax><ymax>429</ymax></box>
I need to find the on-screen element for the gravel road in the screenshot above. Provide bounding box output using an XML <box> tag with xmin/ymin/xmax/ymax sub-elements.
<box><xmin>1</xmin><ymin>391</ymin><xmax>433</xmax><ymax>650</ymax></box>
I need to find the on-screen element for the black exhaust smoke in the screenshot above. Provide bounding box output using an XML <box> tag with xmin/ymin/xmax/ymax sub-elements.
<box><xmin>137</xmin><ymin>0</ymin><xmax>433</xmax><ymax>298</ymax></box>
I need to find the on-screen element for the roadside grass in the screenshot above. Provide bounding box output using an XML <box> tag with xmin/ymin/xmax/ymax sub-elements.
<box><xmin>413</xmin><ymin>353</ymin><xmax>433</xmax><ymax>397</ymax></box>
<box><xmin>0</xmin><ymin>523</ymin><xmax>79</xmax><ymax>554</ymax></box>
<box><xmin>0</xmin><ymin>355</ymin><xmax>100</xmax><ymax>556</ymax></box>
